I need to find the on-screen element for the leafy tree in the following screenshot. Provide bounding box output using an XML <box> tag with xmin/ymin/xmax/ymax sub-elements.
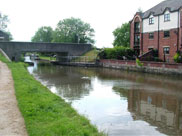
<box><xmin>53</xmin><ymin>17</ymin><xmax>95</xmax><ymax>44</ymax></box>
<box><xmin>113</xmin><ymin>22</ymin><xmax>130</xmax><ymax>47</ymax></box>
<box><xmin>0</xmin><ymin>12</ymin><xmax>9</xmax><ymax>31</ymax></box>
<box><xmin>0</xmin><ymin>12</ymin><xmax>13</xmax><ymax>41</ymax></box>
<box><xmin>32</xmin><ymin>26</ymin><xmax>53</xmax><ymax>42</ymax></box>
<box><xmin>6</xmin><ymin>31</ymin><xmax>13</xmax><ymax>41</ymax></box>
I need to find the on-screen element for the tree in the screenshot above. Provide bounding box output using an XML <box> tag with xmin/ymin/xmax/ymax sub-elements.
<box><xmin>0</xmin><ymin>12</ymin><xmax>13</xmax><ymax>41</ymax></box>
<box><xmin>31</xmin><ymin>26</ymin><xmax>53</xmax><ymax>42</ymax></box>
<box><xmin>0</xmin><ymin>12</ymin><xmax>9</xmax><ymax>31</ymax></box>
<box><xmin>53</xmin><ymin>17</ymin><xmax>95</xmax><ymax>44</ymax></box>
<box><xmin>113</xmin><ymin>22</ymin><xmax>130</xmax><ymax>47</ymax></box>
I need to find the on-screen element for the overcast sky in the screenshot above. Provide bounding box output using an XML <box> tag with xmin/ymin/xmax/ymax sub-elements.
<box><xmin>0</xmin><ymin>0</ymin><xmax>163</xmax><ymax>48</ymax></box>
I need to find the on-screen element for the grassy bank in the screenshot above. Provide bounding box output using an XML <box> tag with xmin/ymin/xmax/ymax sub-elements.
<box><xmin>0</xmin><ymin>54</ymin><xmax>105</xmax><ymax>136</ymax></box>
<box><xmin>39</xmin><ymin>55</ymin><xmax>56</xmax><ymax>61</ymax></box>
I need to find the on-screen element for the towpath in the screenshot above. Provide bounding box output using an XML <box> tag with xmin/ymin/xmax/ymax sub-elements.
<box><xmin>0</xmin><ymin>61</ymin><xmax>27</xmax><ymax>136</ymax></box>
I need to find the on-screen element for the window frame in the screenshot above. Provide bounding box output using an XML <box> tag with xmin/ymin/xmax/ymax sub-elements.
<box><xmin>164</xmin><ymin>13</ymin><xmax>170</xmax><ymax>22</ymax></box>
<box><xmin>134</xmin><ymin>22</ymin><xmax>140</xmax><ymax>33</ymax></box>
<box><xmin>149</xmin><ymin>17</ymin><xmax>154</xmax><ymax>25</ymax></box>
<box><xmin>164</xmin><ymin>31</ymin><xmax>170</xmax><ymax>38</ymax></box>
<box><xmin>163</xmin><ymin>47</ymin><xmax>170</xmax><ymax>55</ymax></box>
<box><xmin>149</xmin><ymin>32</ymin><xmax>154</xmax><ymax>39</ymax></box>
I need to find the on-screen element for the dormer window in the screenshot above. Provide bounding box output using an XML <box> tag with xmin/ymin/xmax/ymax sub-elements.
<box><xmin>164</xmin><ymin>13</ymin><xmax>170</xmax><ymax>22</ymax></box>
<box><xmin>149</xmin><ymin>17</ymin><xmax>154</xmax><ymax>24</ymax></box>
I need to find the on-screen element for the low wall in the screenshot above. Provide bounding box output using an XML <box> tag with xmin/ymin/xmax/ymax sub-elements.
<box><xmin>99</xmin><ymin>59</ymin><xmax>182</xmax><ymax>75</ymax></box>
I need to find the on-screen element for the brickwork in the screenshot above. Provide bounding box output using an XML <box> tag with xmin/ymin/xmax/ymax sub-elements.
<box><xmin>99</xmin><ymin>59</ymin><xmax>182</xmax><ymax>75</ymax></box>
<box><xmin>158</xmin><ymin>29</ymin><xmax>178</xmax><ymax>62</ymax></box>
<box><xmin>143</xmin><ymin>31</ymin><xmax>158</xmax><ymax>52</ymax></box>
<box><xmin>130</xmin><ymin>12</ymin><xmax>181</xmax><ymax>63</ymax></box>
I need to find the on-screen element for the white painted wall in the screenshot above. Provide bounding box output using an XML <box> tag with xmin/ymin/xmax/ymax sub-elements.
<box><xmin>143</xmin><ymin>15</ymin><xmax>158</xmax><ymax>33</ymax></box>
<box><xmin>143</xmin><ymin>10</ymin><xmax>179</xmax><ymax>33</ymax></box>
<box><xmin>159</xmin><ymin>10</ymin><xmax>178</xmax><ymax>30</ymax></box>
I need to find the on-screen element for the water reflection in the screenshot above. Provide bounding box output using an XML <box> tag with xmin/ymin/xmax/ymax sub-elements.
<box><xmin>27</xmin><ymin>62</ymin><xmax>182</xmax><ymax>136</ymax></box>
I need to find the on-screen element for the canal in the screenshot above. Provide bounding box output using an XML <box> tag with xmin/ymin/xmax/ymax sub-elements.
<box><xmin>27</xmin><ymin>60</ymin><xmax>182</xmax><ymax>136</ymax></box>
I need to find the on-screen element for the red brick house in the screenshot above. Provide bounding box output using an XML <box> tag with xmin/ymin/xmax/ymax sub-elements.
<box><xmin>130</xmin><ymin>0</ymin><xmax>182</xmax><ymax>62</ymax></box>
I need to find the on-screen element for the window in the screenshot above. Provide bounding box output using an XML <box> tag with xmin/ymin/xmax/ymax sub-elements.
<box><xmin>134</xmin><ymin>22</ymin><xmax>140</xmax><ymax>33</ymax></box>
<box><xmin>164</xmin><ymin>13</ymin><xmax>170</xmax><ymax>22</ymax></box>
<box><xmin>134</xmin><ymin>35</ymin><xmax>140</xmax><ymax>46</ymax></box>
<box><xmin>164</xmin><ymin>31</ymin><xmax>170</xmax><ymax>38</ymax></box>
<box><xmin>163</xmin><ymin>47</ymin><xmax>170</xmax><ymax>54</ymax></box>
<box><xmin>149</xmin><ymin>17</ymin><xmax>154</xmax><ymax>24</ymax></box>
<box><xmin>148</xmin><ymin>48</ymin><xmax>153</xmax><ymax>51</ymax></box>
<box><xmin>149</xmin><ymin>33</ymin><xmax>154</xmax><ymax>39</ymax></box>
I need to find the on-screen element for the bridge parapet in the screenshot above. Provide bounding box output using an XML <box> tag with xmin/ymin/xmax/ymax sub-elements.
<box><xmin>0</xmin><ymin>41</ymin><xmax>92</xmax><ymax>61</ymax></box>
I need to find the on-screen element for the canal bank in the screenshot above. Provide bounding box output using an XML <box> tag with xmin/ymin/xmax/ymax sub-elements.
<box><xmin>0</xmin><ymin>60</ymin><xmax>27</xmax><ymax>136</ymax></box>
<box><xmin>0</xmin><ymin>54</ymin><xmax>105</xmax><ymax>136</ymax></box>
<box><xmin>98</xmin><ymin>59</ymin><xmax>182</xmax><ymax>76</ymax></box>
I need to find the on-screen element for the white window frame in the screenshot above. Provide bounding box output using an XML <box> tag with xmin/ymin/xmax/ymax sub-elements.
<box><xmin>149</xmin><ymin>17</ymin><xmax>154</xmax><ymax>25</ymax></box>
<box><xmin>164</xmin><ymin>13</ymin><xmax>170</xmax><ymax>22</ymax></box>
<box><xmin>163</xmin><ymin>46</ymin><xmax>170</xmax><ymax>55</ymax></box>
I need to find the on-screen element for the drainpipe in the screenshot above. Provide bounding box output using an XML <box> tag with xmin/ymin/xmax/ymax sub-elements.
<box><xmin>158</xmin><ymin>15</ymin><xmax>160</xmax><ymax>53</ymax></box>
<box><xmin>177</xmin><ymin>10</ymin><xmax>180</xmax><ymax>52</ymax></box>
<box><xmin>141</xmin><ymin>18</ymin><xmax>143</xmax><ymax>55</ymax></box>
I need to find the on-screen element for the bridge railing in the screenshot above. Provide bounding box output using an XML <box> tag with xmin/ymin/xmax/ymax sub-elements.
<box><xmin>57</xmin><ymin>56</ymin><xmax>97</xmax><ymax>63</ymax></box>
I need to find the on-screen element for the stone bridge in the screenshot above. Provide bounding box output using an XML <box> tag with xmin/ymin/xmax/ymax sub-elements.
<box><xmin>0</xmin><ymin>42</ymin><xmax>92</xmax><ymax>61</ymax></box>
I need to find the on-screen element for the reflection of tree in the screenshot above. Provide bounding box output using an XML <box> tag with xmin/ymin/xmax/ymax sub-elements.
<box><xmin>112</xmin><ymin>86</ymin><xmax>129</xmax><ymax>98</ymax></box>
<box><xmin>32</xmin><ymin>64</ymin><xmax>93</xmax><ymax>101</ymax></box>
<box><xmin>128</xmin><ymin>89</ymin><xmax>182</xmax><ymax>136</ymax></box>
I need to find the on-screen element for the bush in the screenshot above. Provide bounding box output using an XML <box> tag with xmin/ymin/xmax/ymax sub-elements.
<box><xmin>174</xmin><ymin>52</ymin><xmax>182</xmax><ymax>63</ymax></box>
<box><xmin>136</xmin><ymin>58</ymin><xmax>143</xmax><ymax>67</ymax></box>
<box><xmin>98</xmin><ymin>46</ymin><xmax>135</xmax><ymax>60</ymax></box>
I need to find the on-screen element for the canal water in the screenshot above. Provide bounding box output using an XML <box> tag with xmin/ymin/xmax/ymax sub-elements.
<box><xmin>27</xmin><ymin>60</ymin><xmax>182</xmax><ymax>136</ymax></box>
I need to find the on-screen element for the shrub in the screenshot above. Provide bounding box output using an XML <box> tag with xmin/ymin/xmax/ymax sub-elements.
<box><xmin>136</xmin><ymin>58</ymin><xmax>143</xmax><ymax>67</ymax></box>
<box><xmin>98</xmin><ymin>46</ymin><xmax>135</xmax><ymax>60</ymax></box>
<box><xmin>174</xmin><ymin>52</ymin><xmax>182</xmax><ymax>63</ymax></box>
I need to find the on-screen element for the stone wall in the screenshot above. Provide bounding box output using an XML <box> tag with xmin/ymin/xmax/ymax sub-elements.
<box><xmin>99</xmin><ymin>59</ymin><xmax>182</xmax><ymax>75</ymax></box>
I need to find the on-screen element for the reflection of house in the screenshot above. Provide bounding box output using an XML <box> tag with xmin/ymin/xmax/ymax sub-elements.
<box><xmin>0</xmin><ymin>30</ymin><xmax>9</xmax><ymax>41</ymax></box>
<box><xmin>130</xmin><ymin>0</ymin><xmax>182</xmax><ymax>62</ymax></box>
<box><xmin>128</xmin><ymin>89</ymin><xmax>182</xmax><ymax>135</ymax></box>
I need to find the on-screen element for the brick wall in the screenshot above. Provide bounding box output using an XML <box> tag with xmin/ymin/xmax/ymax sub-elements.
<box><xmin>143</xmin><ymin>31</ymin><xmax>158</xmax><ymax>52</ymax></box>
<box><xmin>99</xmin><ymin>59</ymin><xmax>182</xmax><ymax>75</ymax></box>
<box><xmin>142</xmin><ymin>29</ymin><xmax>178</xmax><ymax>62</ymax></box>
<box><xmin>158</xmin><ymin>28</ymin><xmax>178</xmax><ymax>62</ymax></box>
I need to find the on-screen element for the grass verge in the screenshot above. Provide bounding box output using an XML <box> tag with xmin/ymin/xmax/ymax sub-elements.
<box><xmin>39</xmin><ymin>55</ymin><xmax>56</xmax><ymax>61</ymax></box>
<box><xmin>0</xmin><ymin>54</ymin><xmax>105</xmax><ymax>136</ymax></box>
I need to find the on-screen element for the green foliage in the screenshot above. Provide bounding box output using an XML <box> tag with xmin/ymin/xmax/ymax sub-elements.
<box><xmin>6</xmin><ymin>31</ymin><xmax>13</xmax><ymax>41</ymax></box>
<box><xmin>31</xmin><ymin>26</ymin><xmax>53</xmax><ymax>42</ymax></box>
<box><xmin>136</xmin><ymin>58</ymin><xmax>143</xmax><ymax>67</ymax></box>
<box><xmin>98</xmin><ymin>46</ymin><xmax>135</xmax><ymax>60</ymax></box>
<box><xmin>0</xmin><ymin>54</ymin><xmax>105</xmax><ymax>136</ymax></box>
<box><xmin>53</xmin><ymin>17</ymin><xmax>95</xmax><ymax>44</ymax></box>
<box><xmin>173</xmin><ymin>52</ymin><xmax>182</xmax><ymax>63</ymax></box>
<box><xmin>0</xmin><ymin>12</ymin><xmax>9</xmax><ymax>31</ymax></box>
<box><xmin>113</xmin><ymin>22</ymin><xmax>130</xmax><ymax>47</ymax></box>
<box><xmin>0</xmin><ymin>12</ymin><xmax>13</xmax><ymax>41</ymax></box>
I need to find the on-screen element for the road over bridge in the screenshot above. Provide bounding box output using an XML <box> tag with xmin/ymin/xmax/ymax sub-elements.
<box><xmin>0</xmin><ymin>42</ymin><xmax>92</xmax><ymax>61</ymax></box>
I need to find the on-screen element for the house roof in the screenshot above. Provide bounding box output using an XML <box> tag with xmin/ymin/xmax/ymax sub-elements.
<box><xmin>143</xmin><ymin>0</ymin><xmax>182</xmax><ymax>18</ymax></box>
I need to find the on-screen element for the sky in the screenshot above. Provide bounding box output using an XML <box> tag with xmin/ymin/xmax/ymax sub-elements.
<box><xmin>0</xmin><ymin>0</ymin><xmax>163</xmax><ymax>48</ymax></box>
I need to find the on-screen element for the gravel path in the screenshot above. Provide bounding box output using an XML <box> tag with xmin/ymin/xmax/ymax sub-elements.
<box><xmin>0</xmin><ymin>61</ymin><xmax>28</xmax><ymax>136</ymax></box>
